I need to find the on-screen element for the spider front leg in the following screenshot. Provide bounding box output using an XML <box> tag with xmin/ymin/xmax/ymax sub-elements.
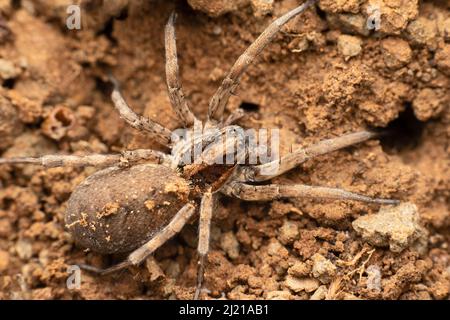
<box><xmin>207</xmin><ymin>0</ymin><xmax>317</xmax><ymax>123</ymax></box>
<box><xmin>165</xmin><ymin>12</ymin><xmax>198</xmax><ymax>127</ymax></box>
<box><xmin>195</xmin><ymin>191</ymin><xmax>214</xmax><ymax>300</ymax></box>
<box><xmin>223</xmin><ymin>181</ymin><xmax>399</xmax><ymax>205</ymax></box>
<box><xmin>222</xmin><ymin>108</ymin><xmax>245</xmax><ymax>127</ymax></box>
<box><xmin>79</xmin><ymin>202</ymin><xmax>196</xmax><ymax>275</ymax></box>
<box><xmin>240</xmin><ymin>130</ymin><xmax>381</xmax><ymax>182</ymax></box>
<box><xmin>110</xmin><ymin>77</ymin><xmax>173</xmax><ymax>146</ymax></box>
<box><xmin>0</xmin><ymin>149</ymin><xmax>169</xmax><ymax>168</ymax></box>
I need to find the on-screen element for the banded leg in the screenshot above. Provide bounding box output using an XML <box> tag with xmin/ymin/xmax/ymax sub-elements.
<box><xmin>195</xmin><ymin>191</ymin><xmax>213</xmax><ymax>300</ymax></box>
<box><xmin>223</xmin><ymin>181</ymin><xmax>399</xmax><ymax>205</ymax></box>
<box><xmin>240</xmin><ymin>130</ymin><xmax>379</xmax><ymax>182</ymax></box>
<box><xmin>79</xmin><ymin>203</ymin><xmax>196</xmax><ymax>275</ymax></box>
<box><xmin>165</xmin><ymin>12</ymin><xmax>197</xmax><ymax>127</ymax></box>
<box><xmin>207</xmin><ymin>0</ymin><xmax>317</xmax><ymax>122</ymax></box>
<box><xmin>222</xmin><ymin>108</ymin><xmax>245</xmax><ymax>127</ymax></box>
<box><xmin>0</xmin><ymin>149</ymin><xmax>170</xmax><ymax>168</ymax></box>
<box><xmin>110</xmin><ymin>77</ymin><xmax>172</xmax><ymax>145</ymax></box>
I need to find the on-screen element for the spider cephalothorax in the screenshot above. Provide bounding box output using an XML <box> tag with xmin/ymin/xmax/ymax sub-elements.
<box><xmin>0</xmin><ymin>0</ymin><xmax>399</xmax><ymax>299</ymax></box>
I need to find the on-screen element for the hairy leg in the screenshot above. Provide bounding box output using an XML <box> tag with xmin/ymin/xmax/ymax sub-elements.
<box><xmin>222</xmin><ymin>108</ymin><xmax>245</xmax><ymax>127</ymax></box>
<box><xmin>165</xmin><ymin>12</ymin><xmax>198</xmax><ymax>127</ymax></box>
<box><xmin>240</xmin><ymin>130</ymin><xmax>380</xmax><ymax>182</ymax></box>
<box><xmin>110</xmin><ymin>77</ymin><xmax>172</xmax><ymax>145</ymax></box>
<box><xmin>195</xmin><ymin>191</ymin><xmax>213</xmax><ymax>300</ymax></box>
<box><xmin>0</xmin><ymin>149</ymin><xmax>170</xmax><ymax>168</ymax></box>
<box><xmin>223</xmin><ymin>181</ymin><xmax>399</xmax><ymax>205</ymax></box>
<box><xmin>207</xmin><ymin>0</ymin><xmax>316</xmax><ymax>122</ymax></box>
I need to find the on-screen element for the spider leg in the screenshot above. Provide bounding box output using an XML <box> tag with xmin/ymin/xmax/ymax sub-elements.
<box><xmin>78</xmin><ymin>260</ymin><xmax>132</xmax><ymax>276</ymax></box>
<box><xmin>194</xmin><ymin>191</ymin><xmax>213</xmax><ymax>300</ymax></box>
<box><xmin>110</xmin><ymin>77</ymin><xmax>172</xmax><ymax>146</ymax></box>
<box><xmin>78</xmin><ymin>203</ymin><xmax>196</xmax><ymax>276</ymax></box>
<box><xmin>222</xmin><ymin>108</ymin><xmax>245</xmax><ymax>127</ymax></box>
<box><xmin>207</xmin><ymin>0</ymin><xmax>317</xmax><ymax>123</ymax></box>
<box><xmin>223</xmin><ymin>181</ymin><xmax>399</xmax><ymax>205</ymax></box>
<box><xmin>0</xmin><ymin>149</ymin><xmax>170</xmax><ymax>168</ymax></box>
<box><xmin>165</xmin><ymin>12</ymin><xmax>198</xmax><ymax>127</ymax></box>
<box><xmin>240</xmin><ymin>130</ymin><xmax>380</xmax><ymax>182</ymax></box>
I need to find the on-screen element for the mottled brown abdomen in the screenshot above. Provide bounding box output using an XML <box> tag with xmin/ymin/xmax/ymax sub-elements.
<box><xmin>65</xmin><ymin>164</ymin><xmax>190</xmax><ymax>254</ymax></box>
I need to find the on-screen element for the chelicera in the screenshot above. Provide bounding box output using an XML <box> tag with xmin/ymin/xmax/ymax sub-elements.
<box><xmin>0</xmin><ymin>0</ymin><xmax>399</xmax><ymax>299</ymax></box>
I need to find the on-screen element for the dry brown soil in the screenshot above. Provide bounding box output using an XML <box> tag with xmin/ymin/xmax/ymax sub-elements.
<box><xmin>0</xmin><ymin>0</ymin><xmax>449</xmax><ymax>300</ymax></box>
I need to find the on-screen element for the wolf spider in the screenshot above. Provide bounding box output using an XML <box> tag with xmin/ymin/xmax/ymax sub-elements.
<box><xmin>0</xmin><ymin>0</ymin><xmax>398</xmax><ymax>299</ymax></box>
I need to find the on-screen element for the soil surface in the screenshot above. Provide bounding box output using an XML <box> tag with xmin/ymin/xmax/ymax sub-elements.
<box><xmin>0</xmin><ymin>0</ymin><xmax>449</xmax><ymax>300</ymax></box>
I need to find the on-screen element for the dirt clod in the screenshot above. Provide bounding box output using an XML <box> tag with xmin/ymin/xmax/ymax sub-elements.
<box><xmin>15</xmin><ymin>239</ymin><xmax>32</xmax><ymax>260</ymax></box>
<box><xmin>187</xmin><ymin>0</ymin><xmax>249</xmax><ymax>17</ymax></box>
<box><xmin>278</xmin><ymin>220</ymin><xmax>299</xmax><ymax>245</ymax></box>
<box><xmin>412</xmin><ymin>88</ymin><xmax>445</xmax><ymax>121</ymax></box>
<box><xmin>381</xmin><ymin>37</ymin><xmax>412</xmax><ymax>69</ymax></box>
<box><xmin>0</xmin><ymin>58</ymin><xmax>20</xmax><ymax>80</ymax></box>
<box><xmin>250</xmin><ymin>0</ymin><xmax>273</xmax><ymax>17</ymax></box>
<box><xmin>41</xmin><ymin>106</ymin><xmax>76</xmax><ymax>141</ymax></box>
<box><xmin>266</xmin><ymin>290</ymin><xmax>293</xmax><ymax>300</ymax></box>
<box><xmin>284</xmin><ymin>275</ymin><xmax>320</xmax><ymax>293</ymax></box>
<box><xmin>352</xmin><ymin>203</ymin><xmax>427</xmax><ymax>253</ymax></box>
<box><xmin>220</xmin><ymin>231</ymin><xmax>240</xmax><ymax>260</ymax></box>
<box><xmin>435</xmin><ymin>44</ymin><xmax>450</xmax><ymax>76</ymax></box>
<box><xmin>288</xmin><ymin>261</ymin><xmax>311</xmax><ymax>278</ymax></box>
<box><xmin>310</xmin><ymin>285</ymin><xmax>328</xmax><ymax>300</ymax></box>
<box><xmin>337</xmin><ymin>34</ymin><xmax>362</xmax><ymax>60</ymax></box>
<box><xmin>311</xmin><ymin>253</ymin><xmax>337</xmax><ymax>284</ymax></box>
<box><xmin>406</xmin><ymin>16</ymin><xmax>438</xmax><ymax>49</ymax></box>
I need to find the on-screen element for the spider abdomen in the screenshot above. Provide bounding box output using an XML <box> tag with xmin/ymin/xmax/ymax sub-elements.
<box><xmin>65</xmin><ymin>164</ymin><xmax>191</xmax><ymax>254</ymax></box>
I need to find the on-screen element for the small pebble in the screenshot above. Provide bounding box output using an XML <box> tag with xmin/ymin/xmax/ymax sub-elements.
<box><xmin>251</xmin><ymin>0</ymin><xmax>273</xmax><ymax>17</ymax></box>
<box><xmin>352</xmin><ymin>202</ymin><xmax>427</xmax><ymax>253</ymax></box>
<box><xmin>278</xmin><ymin>220</ymin><xmax>299</xmax><ymax>245</ymax></box>
<box><xmin>310</xmin><ymin>285</ymin><xmax>328</xmax><ymax>300</ymax></box>
<box><xmin>412</xmin><ymin>88</ymin><xmax>443</xmax><ymax>121</ymax></box>
<box><xmin>38</xmin><ymin>249</ymin><xmax>50</xmax><ymax>267</ymax></box>
<box><xmin>266</xmin><ymin>290</ymin><xmax>292</xmax><ymax>300</ymax></box>
<box><xmin>337</xmin><ymin>34</ymin><xmax>362</xmax><ymax>60</ymax></box>
<box><xmin>247</xmin><ymin>275</ymin><xmax>263</xmax><ymax>289</ymax></box>
<box><xmin>311</xmin><ymin>253</ymin><xmax>336</xmax><ymax>284</ymax></box>
<box><xmin>285</xmin><ymin>275</ymin><xmax>320</xmax><ymax>293</ymax></box>
<box><xmin>187</xmin><ymin>0</ymin><xmax>247</xmax><ymax>17</ymax></box>
<box><xmin>0</xmin><ymin>58</ymin><xmax>20</xmax><ymax>80</ymax></box>
<box><xmin>381</xmin><ymin>37</ymin><xmax>412</xmax><ymax>69</ymax></box>
<box><xmin>212</xmin><ymin>25</ymin><xmax>222</xmax><ymax>36</ymax></box>
<box><xmin>15</xmin><ymin>240</ymin><xmax>33</xmax><ymax>260</ymax></box>
<box><xmin>288</xmin><ymin>261</ymin><xmax>310</xmax><ymax>277</ymax></box>
<box><xmin>267</xmin><ymin>239</ymin><xmax>288</xmax><ymax>257</ymax></box>
<box><xmin>220</xmin><ymin>231</ymin><xmax>240</xmax><ymax>259</ymax></box>
<box><xmin>406</xmin><ymin>17</ymin><xmax>438</xmax><ymax>49</ymax></box>
<box><xmin>327</xmin><ymin>14</ymin><xmax>370</xmax><ymax>37</ymax></box>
